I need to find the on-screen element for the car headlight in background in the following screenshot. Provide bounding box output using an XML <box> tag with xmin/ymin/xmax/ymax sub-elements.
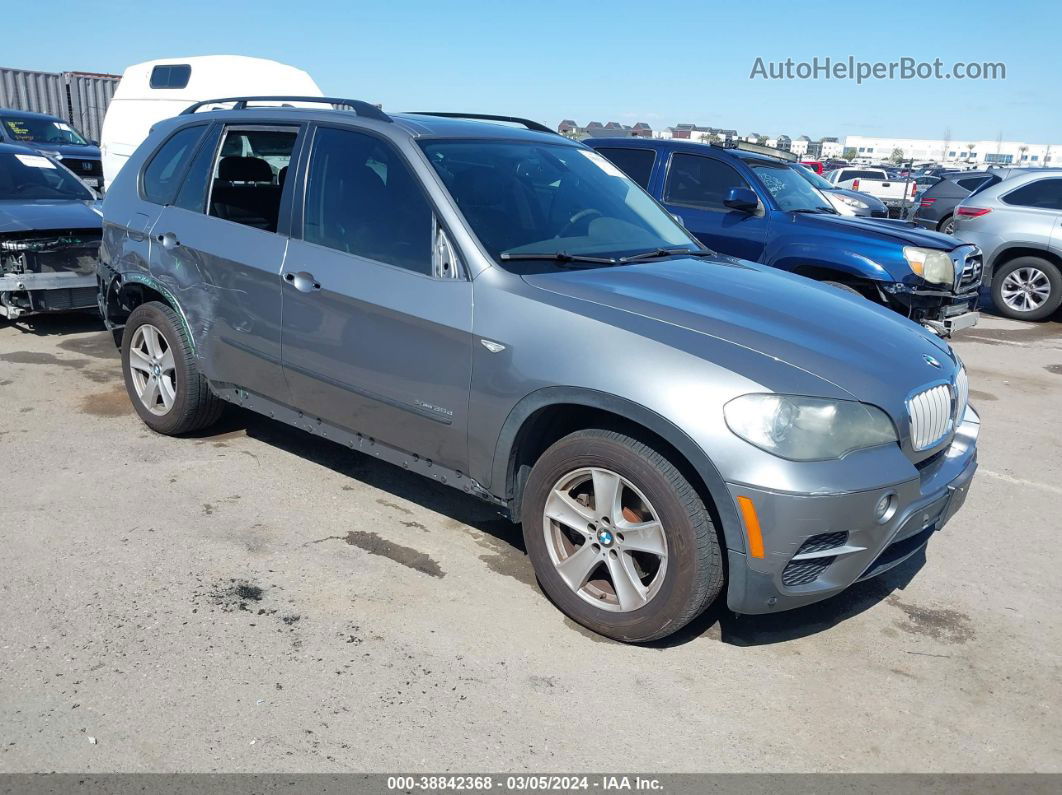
<box><xmin>836</xmin><ymin>194</ymin><xmax>869</xmax><ymax>210</ymax></box>
<box><xmin>724</xmin><ymin>394</ymin><xmax>898</xmax><ymax>461</ymax></box>
<box><xmin>903</xmin><ymin>246</ymin><xmax>955</xmax><ymax>286</ymax></box>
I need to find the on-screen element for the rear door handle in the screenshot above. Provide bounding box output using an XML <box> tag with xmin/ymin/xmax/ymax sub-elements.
<box><xmin>157</xmin><ymin>232</ymin><xmax>180</xmax><ymax>249</ymax></box>
<box><xmin>284</xmin><ymin>271</ymin><xmax>321</xmax><ymax>292</ymax></box>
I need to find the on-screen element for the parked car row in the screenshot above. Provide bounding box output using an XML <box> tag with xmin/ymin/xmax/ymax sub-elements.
<box><xmin>92</xmin><ymin>97</ymin><xmax>981</xmax><ymax>643</ymax></box>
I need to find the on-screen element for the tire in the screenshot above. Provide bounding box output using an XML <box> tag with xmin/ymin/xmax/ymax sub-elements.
<box><xmin>521</xmin><ymin>429</ymin><xmax>723</xmax><ymax>643</ymax></box>
<box><xmin>121</xmin><ymin>301</ymin><xmax>224</xmax><ymax>434</ymax></box>
<box><xmin>991</xmin><ymin>256</ymin><xmax>1062</xmax><ymax>321</ymax></box>
<box><xmin>938</xmin><ymin>215</ymin><xmax>955</xmax><ymax>236</ymax></box>
<box><xmin>823</xmin><ymin>280</ymin><xmax>864</xmax><ymax>297</ymax></box>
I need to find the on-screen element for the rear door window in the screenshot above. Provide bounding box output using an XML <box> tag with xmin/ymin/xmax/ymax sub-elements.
<box><xmin>207</xmin><ymin>127</ymin><xmax>299</xmax><ymax>232</ymax></box>
<box><xmin>1002</xmin><ymin>178</ymin><xmax>1062</xmax><ymax>210</ymax></box>
<box><xmin>141</xmin><ymin>125</ymin><xmax>206</xmax><ymax>205</ymax></box>
<box><xmin>664</xmin><ymin>153</ymin><xmax>750</xmax><ymax>211</ymax></box>
<box><xmin>593</xmin><ymin>147</ymin><xmax>656</xmax><ymax>189</ymax></box>
<box><xmin>957</xmin><ymin>176</ymin><xmax>991</xmax><ymax>191</ymax></box>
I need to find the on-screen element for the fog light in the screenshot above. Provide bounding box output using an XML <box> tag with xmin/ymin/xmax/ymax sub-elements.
<box><xmin>875</xmin><ymin>492</ymin><xmax>898</xmax><ymax>524</ymax></box>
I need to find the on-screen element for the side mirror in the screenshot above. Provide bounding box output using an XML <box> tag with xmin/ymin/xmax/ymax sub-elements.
<box><xmin>724</xmin><ymin>187</ymin><xmax>759</xmax><ymax>212</ymax></box>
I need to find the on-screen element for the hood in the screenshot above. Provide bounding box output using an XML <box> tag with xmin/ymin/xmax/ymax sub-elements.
<box><xmin>28</xmin><ymin>142</ymin><xmax>101</xmax><ymax>160</ymax></box>
<box><xmin>0</xmin><ymin>200</ymin><xmax>103</xmax><ymax>234</ymax></box>
<box><xmin>790</xmin><ymin>210</ymin><xmax>958</xmax><ymax>249</ymax></box>
<box><xmin>523</xmin><ymin>256</ymin><xmax>957</xmax><ymax>417</ymax></box>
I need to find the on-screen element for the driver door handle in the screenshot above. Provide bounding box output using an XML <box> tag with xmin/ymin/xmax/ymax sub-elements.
<box><xmin>284</xmin><ymin>271</ymin><xmax>322</xmax><ymax>292</ymax></box>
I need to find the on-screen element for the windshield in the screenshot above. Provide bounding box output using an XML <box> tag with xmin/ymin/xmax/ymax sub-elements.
<box><xmin>0</xmin><ymin>152</ymin><xmax>94</xmax><ymax>200</ymax></box>
<box><xmin>794</xmin><ymin>164</ymin><xmax>836</xmax><ymax>191</ymax></box>
<box><xmin>751</xmin><ymin>163</ymin><xmax>835</xmax><ymax>212</ymax></box>
<box><xmin>419</xmin><ymin>140</ymin><xmax>698</xmax><ymax>270</ymax></box>
<box><xmin>2</xmin><ymin>116</ymin><xmax>89</xmax><ymax>146</ymax></box>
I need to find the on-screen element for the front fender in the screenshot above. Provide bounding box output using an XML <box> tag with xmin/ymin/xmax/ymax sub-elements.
<box><xmin>489</xmin><ymin>386</ymin><xmax>744</xmax><ymax>554</ymax></box>
<box><xmin>770</xmin><ymin>245</ymin><xmax>898</xmax><ymax>283</ymax></box>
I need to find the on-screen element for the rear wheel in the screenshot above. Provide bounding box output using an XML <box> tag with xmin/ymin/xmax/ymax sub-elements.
<box><xmin>991</xmin><ymin>257</ymin><xmax>1062</xmax><ymax>321</ymax></box>
<box><xmin>121</xmin><ymin>301</ymin><xmax>224</xmax><ymax>434</ymax></box>
<box><xmin>522</xmin><ymin>429</ymin><xmax>723</xmax><ymax>643</ymax></box>
<box><xmin>938</xmin><ymin>215</ymin><xmax>955</xmax><ymax>236</ymax></box>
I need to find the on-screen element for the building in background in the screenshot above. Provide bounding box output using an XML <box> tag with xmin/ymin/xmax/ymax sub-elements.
<box><xmin>557</xmin><ymin>120</ymin><xmax>653</xmax><ymax>139</ymax></box>
<box><xmin>845</xmin><ymin>135</ymin><xmax>1062</xmax><ymax>167</ymax></box>
<box><xmin>0</xmin><ymin>66</ymin><xmax>119</xmax><ymax>142</ymax></box>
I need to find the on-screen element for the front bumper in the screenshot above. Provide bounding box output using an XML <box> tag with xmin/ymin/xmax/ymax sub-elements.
<box><xmin>724</xmin><ymin>405</ymin><xmax>979</xmax><ymax>615</ymax></box>
<box><xmin>0</xmin><ymin>272</ymin><xmax>98</xmax><ymax>318</ymax></box>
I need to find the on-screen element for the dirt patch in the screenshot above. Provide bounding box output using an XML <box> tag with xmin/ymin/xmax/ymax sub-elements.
<box><xmin>79</xmin><ymin>385</ymin><xmax>131</xmax><ymax>417</ymax></box>
<box><xmin>968</xmin><ymin>389</ymin><xmax>998</xmax><ymax>402</ymax></box>
<box><xmin>57</xmin><ymin>333</ymin><xmax>120</xmax><ymax>360</ymax></box>
<box><xmin>318</xmin><ymin>531</ymin><xmax>444</xmax><ymax>578</ymax></box>
<box><xmin>202</xmin><ymin>580</ymin><xmax>266</xmax><ymax>612</ymax></box>
<box><xmin>1046</xmin><ymin>364</ymin><xmax>1062</xmax><ymax>375</ymax></box>
<box><xmin>887</xmin><ymin>596</ymin><xmax>974</xmax><ymax>644</ymax></box>
<box><xmin>962</xmin><ymin>322</ymin><xmax>1062</xmax><ymax>347</ymax></box>
<box><xmin>0</xmin><ymin>351</ymin><xmax>89</xmax><ymax>369</ymax></box>
<box><xmin>376</xmin><ymin>499</ymin><xmax>413</xmax><ymax>516</ymax></box>
<box><xmin>474</xmin><ymin>527</ymin><xmax>535</xmax><ymax>589</ymax></box>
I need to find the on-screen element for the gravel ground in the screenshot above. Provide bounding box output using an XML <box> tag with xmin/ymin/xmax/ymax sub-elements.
<box><xmin>0</xmin><ymin>311</ymin><xmax>1059</xmax><ymax>773</ymax></box>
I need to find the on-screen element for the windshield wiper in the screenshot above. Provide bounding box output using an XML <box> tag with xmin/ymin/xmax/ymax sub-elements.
<box><xmin>618</xmin><ymin>246</ymin><xmax>716</xmax><ymax>263</ymax></box>
<box><xmin>499</xmin><ymin>251</ymin><xmax>617</xmax><ymax>266</ymax></box>
<box><xmin>791</xmin><ymin>207</ymin><xmax>838</xmax><ymax>215</ymax></box>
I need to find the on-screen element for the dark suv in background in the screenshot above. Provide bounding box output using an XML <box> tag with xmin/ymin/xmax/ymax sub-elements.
<box><xmin>912</xmin><ymin>171</ymin><xmax>997</xmax><ymax>234</ymax></box>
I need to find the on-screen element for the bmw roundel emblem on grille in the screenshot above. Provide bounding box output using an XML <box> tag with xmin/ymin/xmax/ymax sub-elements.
<box><xmin>923</xmin><ymin>354</ymin><xmax>942</xmax><ymax>369</ymax></box>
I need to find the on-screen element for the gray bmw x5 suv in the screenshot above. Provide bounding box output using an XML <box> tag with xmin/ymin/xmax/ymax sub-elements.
<box><xmin>98</xmin><ymin>97</ymin><xmax>979</xmax><ymax>642</ymax></box>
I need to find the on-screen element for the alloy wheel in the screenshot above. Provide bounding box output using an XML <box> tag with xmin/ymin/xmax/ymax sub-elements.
<box><xmin>128</xmin><ymin>323</ymin><xmax>177</xmax><ymax>415</ymax></box>
<box><xmin>542</xmin><ymin>467</ymin><xmax>668</xmax><ymax>613</ymax></box>
<box><xmin>1000</xmin><ymin>267</ymin><xmax>1052</xmax><ymax>313</ymax></box>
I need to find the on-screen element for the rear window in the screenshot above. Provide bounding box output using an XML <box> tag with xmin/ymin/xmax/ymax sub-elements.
<box><xmin>1002</xmin><ymin>178</ymin><xmax>1062</xmax><ymax>210</ymax></box>
<box><xmin>593</xmin><ymin>147</ymin><xmax>656</xmax><ymax>189</ymax></box>
<box><xmin>150</xmin><ymin>64</ymin><xmax>192</xmax><ymax>89</ymax></box>
<box><xmin>957</xmin><ymin>176</ymin><xmax>991</xmax><ymax>191</ymax></box>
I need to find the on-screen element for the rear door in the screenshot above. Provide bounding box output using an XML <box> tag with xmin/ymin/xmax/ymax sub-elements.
<box><xmin>149</xmin><ymin>122</ymin><xmax>304</xmax><ymax>401</ymax></box>
<box><xmin>279</xmin><ymin>125</ymin><xmax>473</xmax><ymax>471</ymax></box>
<box><xmin>661</xmin><ymin>152</ymin><xmax>768</xmax><ymax>260</ymax></box>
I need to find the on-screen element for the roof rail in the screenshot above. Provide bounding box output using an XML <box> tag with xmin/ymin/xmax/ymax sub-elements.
<box><xmin>409</xmin><ymin>112</ymin><xmax>557</xmax><ymax>135</ymax></box>
<box><xmin>180</xmin><ymin>96</ymin><xmax>392</xmax><ymax>122</ymax></box>
<box><xmin>711</xmin><ymin>139</ymin><xmax>798</xmax><ymax>162</ymax></box>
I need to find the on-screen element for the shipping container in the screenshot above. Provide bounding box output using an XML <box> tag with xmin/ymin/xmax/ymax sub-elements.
<box><xmin>0</xmin><ymin>65</ymin><xmax>119</xmax><ymax>142</ymax></box>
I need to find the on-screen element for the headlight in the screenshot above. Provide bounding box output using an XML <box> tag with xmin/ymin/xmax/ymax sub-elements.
<box><xmin>903</xmin><ymin>246</ymin><xmax>954</xmax><ymax>286</ymax></box>
<box><xmin>836</xmin><ymin>194</ymin><xmax>869</xmax><ymax>209</ymax></box>
<box><xmin>724</xmin><ymin>394</ymin><xmax>898</xmax><ymax>461</ymax></box>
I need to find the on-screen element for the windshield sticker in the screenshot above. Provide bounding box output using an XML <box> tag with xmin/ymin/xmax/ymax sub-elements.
<box><xmin>578</xmin><ymin>149</ymin><xmax>627</xmax><ymax>178</ymax></box>
<box><xmin>55</xmin><ymin>122</ymin><xmax>73</xmax><ymax>131</ymax></box>
<box><xmin>15</xmin><ymin>154</ymin><xmax>56</xmax><ymax>169</ymax></box>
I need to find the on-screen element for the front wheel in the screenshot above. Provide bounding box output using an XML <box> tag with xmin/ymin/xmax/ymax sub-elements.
<box><xmin>522</xmin><ymin>429</ymin><xmax>723</xmax><ymax>643</ymax></box>
<box><xmin>121</xmin><ymin>301</ymin><xmax>224</xmax><ymax>434</ymax></box>
<box><xmin>991</xmin><ymin>257</ymin><xmax>1062</xmax><ymax>321</ymax></box>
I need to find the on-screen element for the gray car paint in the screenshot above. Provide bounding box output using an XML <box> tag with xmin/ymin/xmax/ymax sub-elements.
<box><xmin>99</xmin><ymin>108</ymin><xmax>979</xmax><ymax>615</ymax></box>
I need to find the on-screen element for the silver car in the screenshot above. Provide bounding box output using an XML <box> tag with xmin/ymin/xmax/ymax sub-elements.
<box><xmin>98</xmin><ymin>97</ymin><xmax>979</xmax><ymax>643</ymax></box>
<box><xmin>952</xmin><ymin>169</ymin><xmax>1062</xmax><ymax>321</ymax></box>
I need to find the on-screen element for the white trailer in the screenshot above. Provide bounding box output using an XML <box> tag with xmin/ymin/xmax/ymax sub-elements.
<box><xmin>100</xmin><ymin>55</ymin><xmax>323</xmax><ymax>187</ymax></box>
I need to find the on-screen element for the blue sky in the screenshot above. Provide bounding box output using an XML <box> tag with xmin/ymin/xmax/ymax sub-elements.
<box><xmin>5</xmin><ymin>0</ymin><xmax>1056</xmax><ymax>141</ymax></box>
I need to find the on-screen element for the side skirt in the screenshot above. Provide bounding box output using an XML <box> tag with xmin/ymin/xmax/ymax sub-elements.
<box><xmin>211</xmin><ymin>382</ymin><xmax>506</xmax><ymax>511</ymax></box>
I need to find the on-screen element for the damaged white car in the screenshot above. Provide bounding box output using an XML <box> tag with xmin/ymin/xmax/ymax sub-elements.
<box><xmin>0</xmin><ymin>142</ymin><xmax>102</xmax><ymax>320</ymax></box>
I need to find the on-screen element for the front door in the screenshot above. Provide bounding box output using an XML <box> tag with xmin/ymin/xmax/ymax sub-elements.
<box><xmin>662</xmin><ymin>152</ymin><xmax>769</xmax><ymax>261</ymax></box>
<box><xmin>280</xmin><ymin>125</ymin><xmax>473</xmax><ymax>471</ymax></box>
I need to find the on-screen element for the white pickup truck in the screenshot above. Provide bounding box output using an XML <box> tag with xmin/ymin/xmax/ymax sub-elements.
<box><xmin>823</xmin><ymin>167</ymin><xmax>917</xmax><ymax>217</ymax></box>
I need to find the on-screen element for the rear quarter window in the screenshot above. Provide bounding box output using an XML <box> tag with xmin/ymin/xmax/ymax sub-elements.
<box><xmin>141</xmin><ymin>125</ymin><xmax>206</xmax><ymax>205</ymax></box>
<box><xmin>1001</xmin><ymin>178</ymin><xmax>1062</xmax><ymax>210</ymax></box>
